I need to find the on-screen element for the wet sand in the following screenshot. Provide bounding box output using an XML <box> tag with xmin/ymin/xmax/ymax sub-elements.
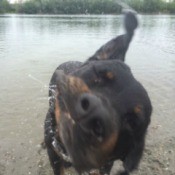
<box><xmin>0</xmin><ymin>105</ymin><xmax>175</xmax><ymax>175</ymax></box>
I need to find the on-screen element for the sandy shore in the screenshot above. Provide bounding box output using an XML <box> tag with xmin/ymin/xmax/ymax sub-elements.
<box><xmin>0</xmin><ymin>114</ymin><xmax>175</xmax><ymax>175</ymax></box>
<box><xmin>1</xmin><ymin>139</ymin><xmax>174</xmax><ymax>175</ymax></box>
<box><xmin>0</xmin><ymin>67</ymin><xmax>175</xmax><ymax>175</ymax></box>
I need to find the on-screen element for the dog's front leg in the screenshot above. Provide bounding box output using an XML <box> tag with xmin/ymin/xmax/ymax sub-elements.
<box><xmin>44</xmin><ymin>108</ymin><xmax>64</xmax><ymax>175</ymax></box>
<box><xmin>47</xmin><ymin>146</ymin><xmax>64</xmax><ymax>175</ymax></box>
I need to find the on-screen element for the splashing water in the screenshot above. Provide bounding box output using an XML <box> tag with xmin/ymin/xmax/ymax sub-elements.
<box><xmin>115</xmin><ymin>0</ymin><xmax>137</xmax><ymax>13</ymax></box>
<box><xmin>28</xmin><ymin>74</ymin><xmax>57</xmax><ymax>101</ymax></box>
<box><xmin>28</xmin><ymin>74</ymin><xmax>47</xmax><ymax>87</ymax></box>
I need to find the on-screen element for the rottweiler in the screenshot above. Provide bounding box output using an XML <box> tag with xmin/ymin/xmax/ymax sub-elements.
<box><xmin>44</xmin><ymin>11</ymin><xmax>152</xmax><ymax>175</ymax></box>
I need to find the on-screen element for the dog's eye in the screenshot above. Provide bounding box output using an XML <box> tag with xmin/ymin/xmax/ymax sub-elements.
<box><xmin>93</xmin><ymin>66</ymin><xmax>114</xmax><ymax>84</ymax></box>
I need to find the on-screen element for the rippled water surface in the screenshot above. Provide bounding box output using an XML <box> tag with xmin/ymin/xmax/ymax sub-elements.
<box><xmin>0</xmin><ymin>14</ymin><xmax>175</xmax><ymax>175</ymax></box>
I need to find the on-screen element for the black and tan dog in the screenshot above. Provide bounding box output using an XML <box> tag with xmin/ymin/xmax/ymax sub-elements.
<box><xmin>44</xmin><ymin>12</ymin><xmax>152</xmax><ymax>175</ymax></box>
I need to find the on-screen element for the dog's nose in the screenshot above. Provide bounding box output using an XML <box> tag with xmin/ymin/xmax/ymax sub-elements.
<box><xmin>76</xmin><ymin>93</ymin><xmax>102</xmax><ymax>120</ymax></box>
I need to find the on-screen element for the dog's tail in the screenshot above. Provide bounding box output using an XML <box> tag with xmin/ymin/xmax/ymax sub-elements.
<box><xmin>87</xmin><ymin>11</ymin><xmax>138</xmax><ymax>62</ymax></box>
<box><xmin>124</xmin><ymin>11</ymin><xmax>138</xmax><ymax>43</ymax></box>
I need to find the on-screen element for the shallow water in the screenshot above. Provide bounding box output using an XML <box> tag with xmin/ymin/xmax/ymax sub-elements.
<box><xmin>0</xmin><ymin>14</ymin><xmax>175</xmax><ymax>175</ymax></box>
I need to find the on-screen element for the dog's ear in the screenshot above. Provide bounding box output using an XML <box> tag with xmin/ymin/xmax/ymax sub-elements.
<box><xmin>87</xmin><ymin>11</ymin><xmax>138</xmax><ymax>62</ymax></box>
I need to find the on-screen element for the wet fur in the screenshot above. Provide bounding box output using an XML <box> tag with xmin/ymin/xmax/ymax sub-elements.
<box><xmin>44</xmin><ymin>12</ymin><xmax>152</xmax><ymax>175</ymax></box>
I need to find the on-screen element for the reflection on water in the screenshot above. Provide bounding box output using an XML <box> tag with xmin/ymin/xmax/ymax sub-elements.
<box><xmin>0</xmin><ymin>14</ymin><xmax>175</xmax><ymax>174</ymax></box>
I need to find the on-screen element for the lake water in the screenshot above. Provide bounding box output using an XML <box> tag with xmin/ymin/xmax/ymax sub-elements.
<box><xmin>0</xmin><ymin>14</ymin><xmax>175</xmax><ymax>175</ymax></box>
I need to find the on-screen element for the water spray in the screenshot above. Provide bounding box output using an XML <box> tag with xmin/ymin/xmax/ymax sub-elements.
<box><xmin>28</xmin><ymin>74</ymin><xmax>57</xmax><ymax>101</ymax></box>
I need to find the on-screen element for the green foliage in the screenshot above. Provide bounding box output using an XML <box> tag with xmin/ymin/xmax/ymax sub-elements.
<box><xmin>13</xmin><ymin>0</ymin><xmax>122</xmax><ymax>14</ymax></box>
<box><xmin>17</xmin><ymin>0</ymin><xmax>41</xmax><ymax>14</ymax></box>
<box><xmin>166</xmin><ymin>1</ymin><xmax>175</xmax><ymax>13</ymax></box>
<box><xmin>0</xmin><ymin>0</ymin><xmax>11</xmax><ymax>13</ymax></box>
<box><xmin>128</xmin><ymin>0</ymin><xmax>175</xmax><ymax>14</ymax></box>
<box><xmin>128</xmin><ymin>0</ymin><xmax>144</xmax><ymax>12</ymax></box>
<box><xmin>142</xmin><ymin>0</ymin><xmax>164</xmax><ymax>13</ymax></box>
<box><xmin>1</xmin><ymin>0</ymin><xmax>175</xmax><ymax>14</ymax></box>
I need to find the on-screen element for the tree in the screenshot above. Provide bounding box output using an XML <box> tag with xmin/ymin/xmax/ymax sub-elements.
<box><xmin>0</xmin><ymin>0</ymin><xmax>11</xmax><ymax>13</ymax></box>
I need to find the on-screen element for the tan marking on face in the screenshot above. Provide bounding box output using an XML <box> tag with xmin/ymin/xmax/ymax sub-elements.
<box><xmin>87</xmin><ymin>132</ymin><xmax>118</xmax><ymax>167</ymax></box>
<box><xmin>106</xmin><ymin>72</ymin><xmax>114</xmax><ymax>80</ymax></box>
<box><xmin>55</xmin><ymin>97</ymin><xmax>61</xmax><ymax>125</ymax></box>
<box><xmin>100</xmin><ymin>132</ymin><xmax>118</xmax><ymax>155</ymax></box>
<box><xmin>134</xmin><ymin>105</ymin><xmax>143</xmax><ymax>114</ymax></box>
<box><xmin>68</xmin><ymin>76</ymin><xmax>90</xmax><ymax>94</ymax></box>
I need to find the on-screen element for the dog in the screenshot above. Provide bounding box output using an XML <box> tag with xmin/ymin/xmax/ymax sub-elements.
<box><xmin>44</xmin><ymin>11</ymin><xmax>152</xmax><ymax>175</ymax></box>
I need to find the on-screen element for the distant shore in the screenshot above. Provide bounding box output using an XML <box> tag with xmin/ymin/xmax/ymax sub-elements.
<box><xmin>1</xmin><ymin>0</ymin><xmax>175</xmax><ymax>15</ymax></box>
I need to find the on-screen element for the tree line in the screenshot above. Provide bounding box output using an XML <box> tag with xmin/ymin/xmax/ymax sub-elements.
<box><xmin>0</xmin><ymin>0</ymin><xmax>175</xmax><ymax>14</ymax></box>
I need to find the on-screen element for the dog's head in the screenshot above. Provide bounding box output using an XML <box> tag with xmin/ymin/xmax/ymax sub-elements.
<box><xmin>53</xmin><ymin>12</ymin><xmax>152</xmax><ymax>173</ymax></box>
<box><xmin>55</xmin><ymin>61</ymin><xmax>120</xmax><ymax>172</ymax></box>
<box><xmin>55</xmin><ymin>59</ymin><xmax>151</xmax><ymax>172</ymax></box>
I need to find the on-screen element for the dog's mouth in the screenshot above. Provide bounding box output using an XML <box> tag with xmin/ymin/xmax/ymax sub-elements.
<box><xmin>54</xmin><ymin>70</ymin><xmax>119</xmax><ymax>172</ymax></box>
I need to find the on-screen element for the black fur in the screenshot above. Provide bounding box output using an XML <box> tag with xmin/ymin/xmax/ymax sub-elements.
<box><xmin>44</xmin><ymin>11</ymin><xmax>152</xmax><ymax>175</ymax></box>
<box><xmin>88</xmin><ymin>11</ymin><xmax>138</xmax><ymax>62</ymax></box>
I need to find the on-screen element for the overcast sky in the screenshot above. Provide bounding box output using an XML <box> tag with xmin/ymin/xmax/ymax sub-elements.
<box><xmin>9</xmin><ymin>0</ymin><xmax>16</xmax><ymax>3</ymax></box>
<box><xmin>8</xmin><ymin>0</ymin><xmax>22</xmax><ymax>4</ymax></box>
